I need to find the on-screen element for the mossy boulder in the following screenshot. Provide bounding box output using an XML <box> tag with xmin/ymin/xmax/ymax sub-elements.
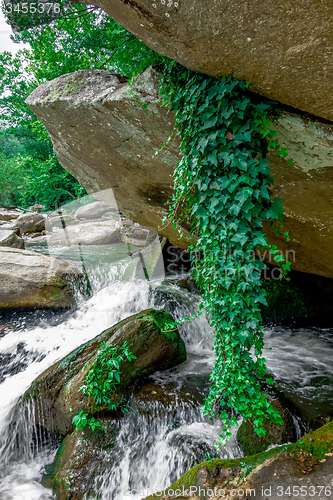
<box><xmin>143</xmin><ymin>421</ymin><xmax>333</xmax><ymax>500</ymax></box>
<box><xmin>23</xmin><ymin>309</ymin><xmax>186</xmax><ymax>435</ymax></box>
<box><xmin>237</xmin><ymin>400</ymin><xmax>296</xmax><ymax>456</ymax></box>
<box><xmin>43</xmin><ymin>420</ymin><xmax>118</xmax><ymax>500</ymax></box>
<box><xmin>43</xmin><ymin>378</ymin><xmax>198</xmax><ymax>500</ymax></box>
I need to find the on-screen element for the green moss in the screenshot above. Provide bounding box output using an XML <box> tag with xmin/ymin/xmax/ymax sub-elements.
<box><xmin>146</xmin><ymin>309</ymin><xmax>186</xmax><ymax>362</ymax></box>
<box><xmin>290</xmin><ymin>420</ymin><xmax>333</xmax><ymax>459</ymax></box>
<box><xmin>143</xmin><ymin>421</ymin><xmax>333</xmax><ymax>500</ymax></box>
<box><xmin>43</xmin><ymin>74</ymin><xmax>86</xmax><ymax>103</ymax></box>
<box><xmin>144</xmin><ymin>446</ymin><xmax>283</xmax><ymax>499</ymax></box>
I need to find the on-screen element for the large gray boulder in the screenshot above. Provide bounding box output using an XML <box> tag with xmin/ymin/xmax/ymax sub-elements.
<box><xmin>0</xmin><ymin>247</ymin><xmax>80</xmax><ymax>310</ymax></box>
<box><xmin>15</xmin><ymin>212</ymin><xmax>46</xmax><ymax>234</ymax></box>
<box><xmin>0</xmin><ymin>208</ymin><xmax>23</xmax><ymax>221</ymax></box>
<box><xmin>26</xmin><ymin>67</ymin><xmax>333</xmax><ymax>279</ymax></box>
<box><xmin>0</xmin><ymin>229</ymin><xmax>24</xmax><ymax>249</ymax></box>
<box><xmin>26</xmin><ymin>67</ymin><xmax>183</xmax><ymax>245</ymax></box>
<box><xmin>49</xmin><ymin>220</ymin><xmax>121</xmax><ymax>246</ymax></box>
<box><xmin>74</xmin><ymin>201</ymin><xmax>117</xmax><ymax>220</ymax></box>
<box><xmin>77</xmin><ymin>0</ymin><xmax>333</xmax><ymax>122</ymax></box>
<box><xmin>24</xmin><ymin>309</ymin><xmax>186</xmax><ymax>434</ymax></box>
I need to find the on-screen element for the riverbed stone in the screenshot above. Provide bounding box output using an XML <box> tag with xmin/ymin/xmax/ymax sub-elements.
<box><xmin>0</xmin><ymin>247</ymin><xmax>79</xmax><ymax>310</ymax></box>
<box><xmin>43</xmin><ymin>420</ymin><xmax>118</xmax><ymax>500</ymax></box>
<box><xmin>74</xmin><ymin>201</ymin><xmax>117</xmax><ymax>220</ymax></box>
<box><xmin>26</xmin><ymin>67</ymin><xmax>333</xmax><ymax>279</ymax></box>
<box><xmin>27</xmin><ymin>203</ymin><xmax>45</xmax><ymax>213</ymax></box>
<box><xmin>0</xmin><ymin>208</ymin><xmax>23</xmax><ymax>221</ymax></box>
<box><xmin>43</xmin><ymin>378</ymin><xmax>199</xmax><ymax>500</ymax></box>
<box><xmin>15</xmin><ymin>212</ymin><xmax>46</xmax><ymax>234</ymax></box>
<box><xmin>237</xmin><ymin>400</ymin><xmax>296</xmax><ymax>456</ymax></box>
<box><xmin>0</xmin><ymin>229</ymin><xmax>24</xmax><ymax>249</ymax></box>
<box><xmin>24</xmin><ymin>309</ymin><xmax>186</xmax><ymax>435</ymax></box>
<box><xmin>47</xmin><ymin>214</ymin><xmax>80</xmax><ymax>228</ymax></box>
<box><xmin>120</xmin><ymin>225</ymin><xmax>151</xmax><ymax>247</ymax></box>
<box><xmin>142</xmin><ymin>421</ymin><xmax>333</xmax><ymax>500</ymax></box>
<box><xmin>48</xmin><ymin>220</ymin><xmax>121</xmax><ymax>246</ymax></box>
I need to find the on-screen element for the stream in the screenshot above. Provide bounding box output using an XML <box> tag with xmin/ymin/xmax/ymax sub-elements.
<box><xmin>0</xmin><ymin>243</ymin><xmax>333</xmax><ymax>499</ymax></box>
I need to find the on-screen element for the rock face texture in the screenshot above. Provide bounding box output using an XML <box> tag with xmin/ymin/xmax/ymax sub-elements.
<box><xmin>24</xmin><ymin>309</ymin><xmax>186</xmax><ymax>435</ymax></box>
<box><xmin>49</xmin><ymin>220</ymin><xmax>121</xmax><ymax>246</ymax></box>
<box><xmin>237</xmin><ymin>400</ymin><xmax>296</xmax><ymax>456</ymax></box>
<box><xmin>0</xmin><ymin>247</ymin><xmax>79</xmax><ymax>310</ymax></box>
<box><xmin>26</xmin><ymin>67</ymin><xmax>181</xmax><ymax>246</ymax></box>
<box><xmin>0</xmin><ymin>208</ymin><xmax>23</xmax><ymax>221</ymax></box>
<box><xmin>26</xmin><ymin>67</ymin><xmax>333</xmax><ymax>279</ymax></box>
<box><xmin>43</xmin><ymin>379</ymin><xmax>197</xmax><ymax>500</ymax></box>
<box><xmin>0</xmin><ymin>229</ymin><xmax>24</xmax><ymax>249</ymax></box>
<box><xmin>77</xmin><ymin>0</ymin><xmax>333</xmax><ymax>122</ymax></box>
<box><xmin>15</xmin><ymin>212</ymin><xmax>46</xmax><ymax>234</ymax></box>
<box><xmin>74</xmin><ymin>200</ymin><xmax>117</xmax><ymax>219</ymax></box>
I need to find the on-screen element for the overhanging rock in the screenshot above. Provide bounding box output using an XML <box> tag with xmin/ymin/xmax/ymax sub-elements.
<box><xmin>77</xmin><ymin>0</ymin><xmax>333</xmax><ymax>122</ymax></box>
<box><xmin>26</xmin><ymin>67</ymin><xmax>333</xmax><ymax>279</ymax></box>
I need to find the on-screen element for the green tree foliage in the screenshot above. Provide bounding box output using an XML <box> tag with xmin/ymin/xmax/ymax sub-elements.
<box><xmin>0</xmin><ymin>49</ymin><xmax>86</xmax><ymax>208</ymax></box>
<box><xmin>0</xmin><ymin>2</ymin><xmax>163</xmax><ymax>208</ymax></box>
<box><xmin>160</xmin><ymin>62</ymin><xmax>291</xmax><ymax>446</ymax></box>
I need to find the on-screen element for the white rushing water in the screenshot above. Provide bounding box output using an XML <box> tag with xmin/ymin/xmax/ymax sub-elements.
<box><xmin>0</xmin><ymin>246</ymin><xmax>333</xmax><ymax>499</ymax></box>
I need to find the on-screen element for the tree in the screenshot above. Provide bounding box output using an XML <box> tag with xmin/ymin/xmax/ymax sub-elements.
<box><xmin>0</xmin><ymin>3</ymin><xmax>163</xmax><ymax>209</ymax></box>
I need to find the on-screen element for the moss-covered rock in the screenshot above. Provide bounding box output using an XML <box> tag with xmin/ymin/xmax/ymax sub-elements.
<box><xmin>143</xmin><ymin>421</ymin><xmax>333</xmax><ymax>500</ymax></box>
<box><xmin>43</xmin><ymin>420</ymin><xmax>118</xmax><ymax>500</ymax></box>
<box><xmin>23</xmin><ymin>309</ymin><xmax>186</xmax><ymax>435</ymax></box>
<box><xmin>237</xmin><ymin>400</ymin><xmax>297</xmax><ymax>456</ymax></box>
<box><xmin>43</xmin><ymin>379</ymin><xmax>198</xmax><ymax>500</ymax></box>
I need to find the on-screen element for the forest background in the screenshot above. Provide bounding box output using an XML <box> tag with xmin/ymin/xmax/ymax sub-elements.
<box><xmin>0</xmin><ymin>2</ymin><xmax>163</xmax><ymax>209</ymax></box>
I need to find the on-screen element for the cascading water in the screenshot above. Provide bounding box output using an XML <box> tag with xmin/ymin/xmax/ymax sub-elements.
<box><xmin>0</xmin><ymin>244</ymin><xmax>333</xmax><ymax>499</ymax></box>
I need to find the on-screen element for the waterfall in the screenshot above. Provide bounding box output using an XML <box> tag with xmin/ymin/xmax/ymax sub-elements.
<box><xmin>1</xmin><ymin>254</ymin><xmax>333</xmax><ymax>499</ymax></box>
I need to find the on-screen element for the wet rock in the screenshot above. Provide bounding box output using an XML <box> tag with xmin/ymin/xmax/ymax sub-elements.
<box><xmin>48</xmin><ymin>220</ymin><xmax>121</xmax><ymax>246</ymax></box>
<box><xmin>134</xmin><ymin>379</ymin><xmax>198</xmax><ymax>417</ymax></box>
<box><xmin>77</xmin><ymin>0</ymin><xmax>333</xmax><ymax>122</ymax></box>
<box><xmin>43</xmin><ymin>379</ymin><xmax>200</xmax><ymax>500</ymax></box>
<box><xmin>144</xmin><ymin>421</ymin><xmax>333</xmax><ymax>500</ymax></box>
<box><xmin>0</xmin><ymin>208</ymin><xmax>23</xmax><ymax>221</ymax></box>
<box><xmin>237</xmin><ymin>400</ymin><xmax>297</xmax><ymax>456</ymax></box>
<box><xmin>47</xmin><ymin>214</ymin><xmax>80</xmax><ymax>228</ymax></box>
<box><xmin>120</xmin><ymin>225</ymin><xmax>151</xmax><ymax>247</ymax></box>
<box><xmin>15</xmin><ymin>212</ymin><xmax>46</xmax><ymax>234</ymax></box>
<box><xmin>0</xmin><ymin>229</ymin><xmax>24</xmax><ymax>249</ymax></box>
<box><xmin>0</xmin><ymin>247</ymin><xmax>80</xmax><ymax>310</ymax></box>
<box><xmin>43</xmin><ymin>421</ymin><xmax>118</xmax><ymax>500</ymax></box>
<box><xmin>74</xmin><ymin>201</ymin><xmax>117</xmax><ymax>220</ymax></box>
<box><xmin>26</xmin><ymin>67</ymin><xmax>333</xmax><ymax>279</ymax></box>
<box><xmin>24</xmin><ymin>309</ymin><xmax>186</xmax><ymax>435</ymax></box>
<box><xmin>0</xmin><ymin>343</ymin><xmax>44</xmax><ymax>383</ymax></box>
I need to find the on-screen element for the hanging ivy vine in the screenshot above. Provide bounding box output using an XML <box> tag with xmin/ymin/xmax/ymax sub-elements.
<box><xmin>159</xmin><ymin>61</ymin><xmax>291</xmax><ymax>447</ymax></box>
